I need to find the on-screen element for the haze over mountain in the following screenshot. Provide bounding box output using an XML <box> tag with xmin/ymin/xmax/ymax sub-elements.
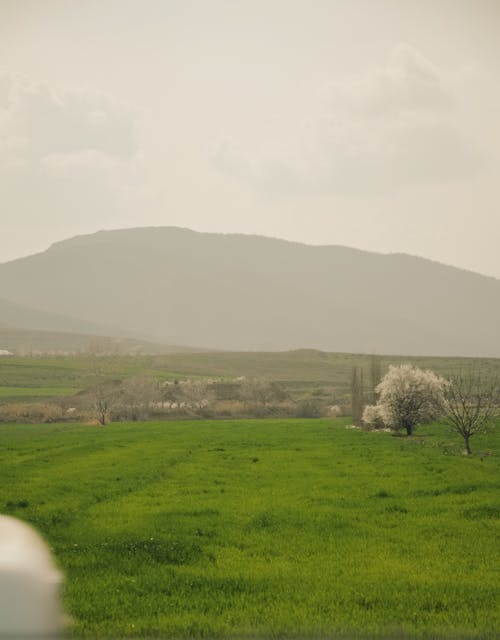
<box><xmin>0</xmin><ymin>227</ymin><xmax>499</xmax><ymax>357</ymax></box>
<box><xmin>0</xmin><ymin>297</ymin><xmax>127</xmax><ymax>337</ymax></box>
<box><xmin>0</xmin><ymin>325</ymin><xmax>199</xmax><ymax>356</ymax></box>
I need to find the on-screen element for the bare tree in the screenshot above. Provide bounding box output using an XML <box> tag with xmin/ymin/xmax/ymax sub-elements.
<box><xmin>119</xmin><ymin>375</ymin><xmax>159</xmax><ymax>421</ymax></box>
<box><xmin>85</xmin><ymin>358</ymin><xmax>120</xmax><ymax>425</ymax></box>
<box><xmin>89</xmin><ymin>381</ymin><xmax>119</xmax><ymax>425</ymax></box>
<box><xmin>239</xmin><ymin>379</ymin><xmax>288</xmax><ymax>411</ymax></box>
<box><xmin>181</xmin><ymin>380</ymin><xmax>215</xmax><ymax>411</ymax></box>
<box><xmin>443</xmin><ymin>372</ymin><xmax>499</xmax><ymax>454</ymax></box>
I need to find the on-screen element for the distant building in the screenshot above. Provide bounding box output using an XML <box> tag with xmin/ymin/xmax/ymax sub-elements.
<box><xmin>0</xmin><ymin>349</ymin><xmax>13</xmax><ymax>357</ymax></box>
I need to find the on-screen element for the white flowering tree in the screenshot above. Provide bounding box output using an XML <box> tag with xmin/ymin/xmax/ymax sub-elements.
<box><xmin>375</xmin><ymin>365</ymin><xmax>447</xmax><ymax>436</ymax></box>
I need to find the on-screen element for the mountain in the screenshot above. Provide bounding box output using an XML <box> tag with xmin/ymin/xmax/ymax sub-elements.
<box><xmin>0</xmin><ymin>226</ymin><xmax>499</xmax><ymax>357</ymax></box>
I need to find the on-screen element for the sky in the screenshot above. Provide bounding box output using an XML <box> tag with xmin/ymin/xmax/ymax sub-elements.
<box><xmin>1</xmin><ymin>0</ymin><xmax>499</xmax><ymax>277</ymax></box>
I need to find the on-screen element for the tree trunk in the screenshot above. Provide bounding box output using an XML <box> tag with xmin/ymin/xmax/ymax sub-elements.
<box><xmin>464</xmin><ymin>435</ymin><xmax>471</xmax><ymax>455</ymax></box>
<box><xmin>405</xmin><ymin>424</ymin><xmax>413</xmax><ymax>436</ymax></box>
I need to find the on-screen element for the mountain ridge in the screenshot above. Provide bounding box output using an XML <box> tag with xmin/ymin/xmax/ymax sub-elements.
<box><xmin>0</xmin><ymin>226</ymin><xmax>499</xmax><ymax>357</ymax></box>
<box><xmin>40</xmin><ymin>226</ymin><xmax>499</xmax><ymax>282</ymax></box>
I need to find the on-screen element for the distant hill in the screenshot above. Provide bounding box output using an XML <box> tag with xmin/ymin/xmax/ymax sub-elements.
<box><xmin>0</xmin><ymin>226</ymin><xmax>499</xmax><ymax>356</ymax></box>
<box><xmin>0</xmin><ymin>297</ymin><xmax>129</xmax><ymax>337</ymax></box>
<box><xmin>0</xmin><ymin>327</ymin><xmax>199</xmax><ymax>356</ymax></box>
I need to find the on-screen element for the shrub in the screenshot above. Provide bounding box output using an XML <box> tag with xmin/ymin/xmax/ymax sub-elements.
<box><xmin>362</xmin><ymin>404</ymin><xmax>385</xmax><ymax>429</ymax></box>
<box><xmin>328</xmin><ymin>404</ymin><xmax>343</xmax><ymax>417</ymax></box>
<box><xmin>295</xmin><ymin>399</ymin><xmax>323</xmax><ymax>418</ymax></box>
<box><xmin>0</xmin><ymin>402</ymin><xmax>64</xmax><ymax>423</ymax></box>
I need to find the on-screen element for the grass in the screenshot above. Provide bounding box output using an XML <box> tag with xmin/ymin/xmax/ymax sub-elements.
<box><xmin>1</xmin><ymin>418</ymin><xmax>499</xmax><ymax>638</ymax></box>
<box><xmin>0</xmin><ymin>357</ymin><xmax>191</xmax><ymax>404</ymax></box>
<box><xmin>0</xmin><ymin>386</ymin><xmax>80</xmax><ymax>401</ymax></box>
<box><xmin>1</xmin><ymin>352</ymin><xmax>500</xmax><ymax>405</ymax></box>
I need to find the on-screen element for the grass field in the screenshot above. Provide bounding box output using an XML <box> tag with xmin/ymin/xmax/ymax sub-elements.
<box><xmin>1</xmin><ymin>351</ymin><xmax>500</xmax><ymax>405</ymax></box>
<box><xmin>1</xmin><ymin>418</ymin><xmax>499</xmax><ymax>638</ymax></box>
<box><xmin>0</xmin><ymin>386</ymin><xmax>81</xmax><ymax>402</ymax></box>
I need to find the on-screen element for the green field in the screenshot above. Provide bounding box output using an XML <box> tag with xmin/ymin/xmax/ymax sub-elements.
<box><xmin>1</xmin><ymin>418</ymin><xmax>499</xmax><ymax>638</ymax></box>
<box><xmin>0</xmin><ymin>386</ymin><xmax>81</xmax><ymax>401</ymax></box>
<box><xmin>1</xmin><ymin>351</ymin><xmax>500</xmax><ymax>405</ymax></box>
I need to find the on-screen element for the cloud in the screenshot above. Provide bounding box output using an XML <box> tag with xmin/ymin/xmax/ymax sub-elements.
<box><xmin>214</xmin><ymin>44</ymin><xmax>482</xmax><ymax>197</ymax></box>
<box><xmin>0</xmin><ymin>72</ymin><xmax>146</xmax><ymax>249</ymax></box>
<box><xmin>0</xmin><ymin>74</ymin><xmax>136</xmax><ymax>161</ymax></box>
<box><xmin>326</xmin><ymin>44</ymin><xmax>453</xmax><ymax>117</ymax></box>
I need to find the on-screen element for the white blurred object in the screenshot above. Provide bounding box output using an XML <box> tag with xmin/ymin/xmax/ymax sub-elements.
<box><xmin>0</xmin><ymin>515</ymin><xmax>64</xmax><ymax>637</ymax></box>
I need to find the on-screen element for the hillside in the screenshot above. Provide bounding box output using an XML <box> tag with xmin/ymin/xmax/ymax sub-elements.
<box><xmin>1</xmin><ymin>227</ymin><xmax>499</xmax><ymax>356</ymax></box>
<box><xmin>0</xmin><ymin>297</ymin><xmax>126</xmax><ymax>337</ymax></box>
<box><xmin>0</xmin><ymin>327</ymin><xmax>200</xmax><ymax>356</ymax></box>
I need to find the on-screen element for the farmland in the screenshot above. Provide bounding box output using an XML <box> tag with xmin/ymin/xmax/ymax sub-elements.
<box><xmin>1</xmin><ymin>351</ymin><xmax>500</xmax><ymax>406</ymax></box>
<box><xmin>1</xmin><ymin>418</ymin><xmax>499</xmax><ymax>638</ymax></box>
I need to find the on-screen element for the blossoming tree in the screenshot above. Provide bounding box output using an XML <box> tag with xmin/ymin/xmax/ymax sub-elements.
<box><xmin>374</xmin><ymin>364</ymin><xmax>447</xmax><ymax>436</ymax></box>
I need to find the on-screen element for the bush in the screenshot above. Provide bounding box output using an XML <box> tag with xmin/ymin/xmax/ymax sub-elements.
<box><xmin>0</xmin><ymin>402</ymin><xmax>64</xmax><ymax>423</ymax></box>
<box><xmin>362</xmin><ymin>404</ymin><xmax>385</xmax><ymax>429</ymax></box>
<box><xmin>328</xmin><ymin>404</ymin><xmax>343</xmax><ymax>417</ymax></box>
<box><xmin>295</xmin><ymin>399</ymin><xmax>323</xmax><ymax>418</ymax></box>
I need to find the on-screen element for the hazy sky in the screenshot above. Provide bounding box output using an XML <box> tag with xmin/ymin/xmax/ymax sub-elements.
<box><xmin>1</xmin><ymin>0</ymin><xmax>499</xmax><ymax>277</ymax></box>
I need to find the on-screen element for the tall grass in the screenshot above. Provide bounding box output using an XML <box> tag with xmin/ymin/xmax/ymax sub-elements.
<box><xmin>1</xmin><ymin>418</ymin><xmax>498</xmax><ymax>638</ymax></box>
